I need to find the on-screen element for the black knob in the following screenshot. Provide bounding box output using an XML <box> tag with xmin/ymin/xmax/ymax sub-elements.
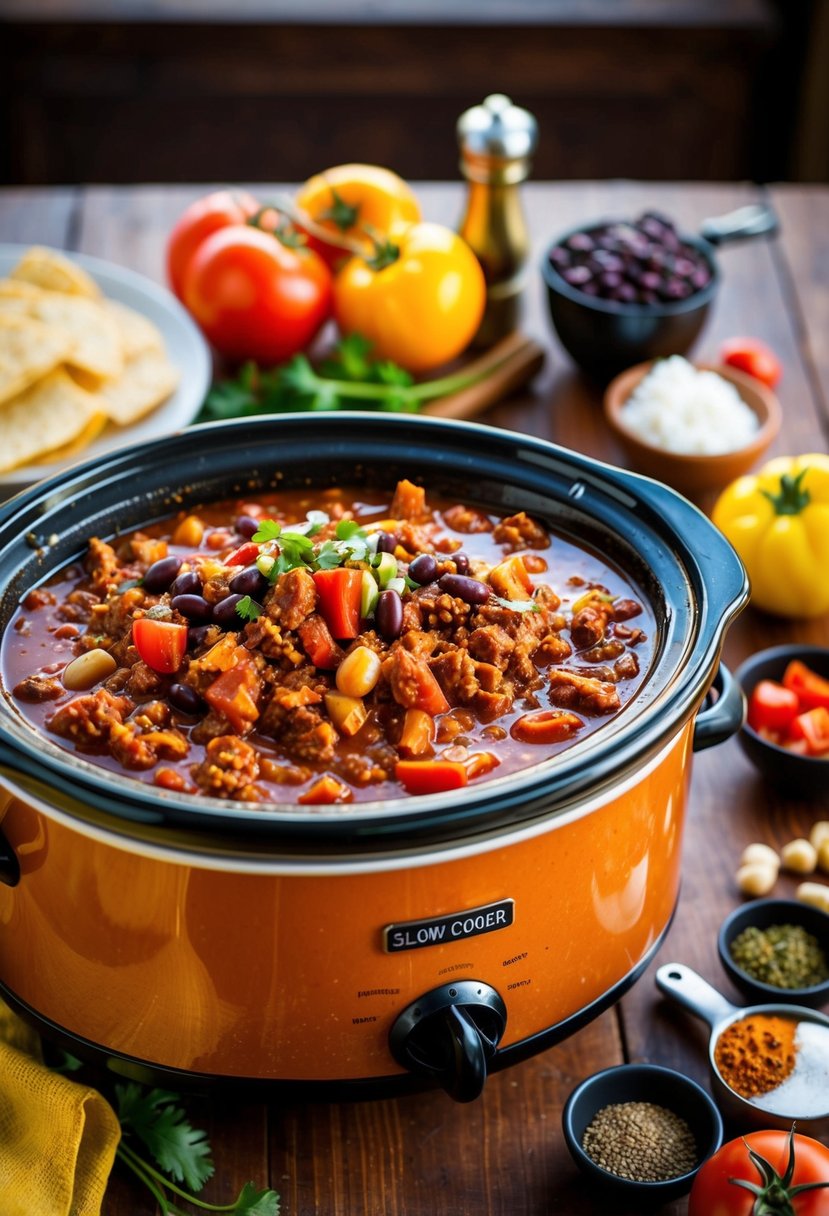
<box><xmin>389</xmin><ymin>980</ymin><xmax>507</xmax><ymax>1102</ymax></box>
<box><xmin>0</xmin><ymin>827</ymin><xmax>20</xmax><ymax>887</ymax></box>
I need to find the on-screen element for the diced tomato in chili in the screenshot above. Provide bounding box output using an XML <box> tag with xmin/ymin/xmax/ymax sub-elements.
<box><xmin>132</xmin><ymin>618</ymin><xmax>188</xmax><ymax>674</ymax></box>
<box><xmin>396</xmin><ymin>759</ymin><xmax>468</xmax><ymax>795</ymax></box>
<box><xmin>788</xmin><ymin>706</ymin><xmax>829</xmax><ymax>756</ymax></box>
<box><xmin>747</xmin><ymin>680</ymin><xmax>800</xmax><ymax>735</ymax></box>
<box><xmin>510</xmin><ymin>709</ymin><xmax>584</xmax><ymax>744</ymax></box>
<box><xmin>312</xmin><ymin>568</ymin><xmax>363</xmax><ymax>639</ymax></box>
<box><xmin>412</xmin><ymin>659</ymin><xmax>450</xmax><ymax>716</ymax></box>
<box><xmin>225</xmin><ymin>541</ymin><xmax>260</xmax><ymax>567</ymax></box>
<box><xmin>297</xmin><ymin>614</ymin><xmax>343</xmax><ymax>669</ymax></box>
<box><xmin>466</xmin><ymin>751</ymin><xmax>500</xmax><ymax>780</ymax></box>
<box><xmin>298</xmin><ymin>774</ymin><xmax>353</xmax><ymax>804</ymax></box>
<box><xmin>204</xmin><ymin>655</ymin><xmax>260</xmax><ymax>733</ymax></box>
<box><xmin>782</xmin><ymin>660</ymin><xmax>829</xmax><ymax>712</ymax></box>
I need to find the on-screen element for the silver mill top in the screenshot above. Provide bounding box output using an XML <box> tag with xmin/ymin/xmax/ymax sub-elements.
<box><xmin>457</xmin><ymin>94</ymin><xmax>539</xmax><ymax>184</ymax></box>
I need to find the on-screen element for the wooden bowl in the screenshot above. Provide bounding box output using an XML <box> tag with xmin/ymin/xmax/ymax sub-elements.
<box><xmin>603</xmin><ymin>361</ymin><xmax>781</xmax><ymax>494</ymax></box>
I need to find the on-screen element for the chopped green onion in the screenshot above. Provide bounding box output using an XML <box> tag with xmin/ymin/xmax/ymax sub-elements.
<box><xmin>375</xmin><ymin>552</ymin><xmax>398</xmax><ymax>587</ymax></box>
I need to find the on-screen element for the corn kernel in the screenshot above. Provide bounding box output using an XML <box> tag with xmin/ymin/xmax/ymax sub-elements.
<box><xmin>336</xmin><ymin>646</ymin><xmax>381</xmax><ymax>698</ymax></box>
<box><xmin>817</xmin><ymin>839</ymin><xmax>829</xmax><ymax>874</ymax></box>
<box><xmin>810</xmin><ymin>821</ymin><xmax>829</xmax><ymax>852</ymax></box>
<box><xmin>172</xmin><ymin>515</ymin><xmax>205</xmax><ymax>547</ymax></box>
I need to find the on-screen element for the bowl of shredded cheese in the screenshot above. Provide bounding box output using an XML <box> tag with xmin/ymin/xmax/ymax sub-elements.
<box><xmin>603</xmin><ymin>356</ymin><xmax>781</xmax><ymax>493</ymax></box>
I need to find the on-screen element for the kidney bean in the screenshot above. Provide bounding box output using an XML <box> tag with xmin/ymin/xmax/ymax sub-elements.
<box><xmin>229</xmin><ymin>565</ymin><xmax>268</xmax><ymax>598</ymax></box>
<box><xmin>408</xmin><ymin>553</ymin><xmax>438</xmax><ymax>585</ymax></box>
<box><xmin>235</xmin><ymin>514</ymin><xmax>260</xmax><ymax>539</ymax></box>
<box><xmin>212</xmin><ymin>593</ymin><xmax>245</xmax><ymax>625</ymax></box>
<box><xmin>169</xmin><ymin>683</ymin><xmax>204</xmax><ymax>715</ymax></box>
<box><xmin>187</xmin><ymin>625</ymin><xmax>211</xmax><ymax>650</ymax></box>
<box><xmin>375</xmin><ymin>589</ymin><xmax>403</xmax><ymax>640</ymax></box>
<box><xmin>171</xmin><ymin>594</ymin><xmax>212</xmax><ymax>623</ymax></box>
<box><xmin>439</xmin><ymin>573</ymin><xmax>490</xmax><ymax>604</ymax></box>
<box><xmin>170</xmin><ymin>570</ymin><xmax>202</xmax><ymax>598</ymax></box>
<box><xmin>142</xmin><ymin>555</ymin><xmax>183</xmax><ymax>594</ymax></box>
<box><xmin>376</xmin><ymin>531</ymin><xmax>398</xmax><ymax>554</ymax></box>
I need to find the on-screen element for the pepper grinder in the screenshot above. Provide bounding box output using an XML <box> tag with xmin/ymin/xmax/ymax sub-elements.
<box><xmin>457</xmin><ymin>93</ymin><xmax>538</xmax><ymax>347</ymax></box>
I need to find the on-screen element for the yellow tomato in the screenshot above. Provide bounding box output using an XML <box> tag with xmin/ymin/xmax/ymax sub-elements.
<box><xmin>712</xmin><ymin>453</ymin><xmax>829</xmax><ymax>618</ymax></box>
<box><xmin>333</xmin><ymin>222</ymin><xmax>486</xmax><ymax>372</ymax></box>
<box><xmin>296</xmin><ymin>164</ymin><xmax>421</xmax><ymax>264</ymax></box>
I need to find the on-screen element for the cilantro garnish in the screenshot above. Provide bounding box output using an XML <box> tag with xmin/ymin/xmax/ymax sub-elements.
<box><xmin>251</xmin><ymin>520</ymin><xmax>282</xmax><ymax>543</ymax></box>
<box><xmin>235</xmin><ymin>595</ymin><xmax>262</xmax><ymax>622</ymax></box>
<box><xmin>494</xmin><ymin>596</ymin><xmax>541</xmax><ymax>613</ymax></box>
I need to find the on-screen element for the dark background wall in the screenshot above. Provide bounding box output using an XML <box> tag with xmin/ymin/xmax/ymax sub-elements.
<box><xmin>1</xmin><ymin>0</ymin><xmax>826</xmax><ymax>186</ymax></box>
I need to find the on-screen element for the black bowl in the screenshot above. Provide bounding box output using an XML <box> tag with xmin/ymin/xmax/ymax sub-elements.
<box><xmin>718</xmin><ymin>898</ymin><xmax>829</xmax><ymax>1008</ymax></box>
<box><xmin>541</xmin><ymin>223</ymin><xmax>718</xmax><ymax>382</ymax></box>
<box><xmin>561</xmin><ymin>1063</ymin><xmax>723</xmax><ymax>1204</ymax></box>
<box><xmin>734</xmin><ymin>645</ymin><xmax>829</xmax><ymax>799</ymax></box>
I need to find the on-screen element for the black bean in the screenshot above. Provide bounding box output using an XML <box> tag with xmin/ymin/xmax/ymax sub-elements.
<box><xmin>408</xmin><ymin>553</ymin><xmax>438</xmax><ymax>585</ymax></box>
<box><xmin>212</xmin><ymin>593</ymin><xmax>245</xmax><ymax>625</ymax></box>
<box><xmin>170</xmin><ymin>570</ymin><xmax>202</xmax><ymax>597</ymax></box>
<box><xmin>375</xmin><ymin>589</ymin><xmax>403</xmax><ymax>640</ymax></box>
<box><xmin>169</xmin><ymin>683</ymin><xmax>204</xmax><ymax>715</ymax></box>
<box><xmin>454</xmin><ymin>553</ymin><xmax>470</xmax><ymax>575</ymax></box>
<box><xmin>142</xmin><ymin>555</ymin><xmax>183</xmax><ymax>594</ymax></box>
<box><xmin>548</xmin><ymin>246</ymin><xmax>570</xmax><ymax>269</ymax></box>
<box><xmin>439</xmin><ymin>573</ymin><xmax>491</xmax><ymax>604</ymax></box>
<box><xmin>229</xmin><ymin>565</ymin><xmax>268</xmax><ymax>598</ymax></box>
<box><xmin>566</xmin><ymin>232</ymin><xmax>594</xmax><ymax>253</ymax></box>
<box><xmin>563</xmin><ymin>265</ymin><xmax>593</xmax><ymax>287</ymax></box>
<box><xmin>187</xmin><ymin>624</ymin><xmax>211</xmax><ymax>651</ymax></box>
<box><xmin>235</xmin><ymin>514</ymin><xmax>260</xmax><ymax>539</ymax></box>
<box><xmin>171</xmin><ymin>593</ymin><xmax>212</xmax><ymax>623</ymax></box>
<box><xmin>376</xmin><ymin>531</ymin><xmax>398</xmax><ymax>554</ymax></box>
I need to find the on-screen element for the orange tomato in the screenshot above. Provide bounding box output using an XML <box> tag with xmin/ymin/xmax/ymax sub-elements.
<box><xmin>296</xmin><ymin>164</ymin><xmax>421</xmax><ymax>266</ymax></box>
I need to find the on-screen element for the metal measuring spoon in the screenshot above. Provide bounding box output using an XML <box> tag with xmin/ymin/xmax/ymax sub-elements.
<box><xmin>656</xmin><ymin>962</ymin><xmax>829</xmax><ymax>1134</ymax></box>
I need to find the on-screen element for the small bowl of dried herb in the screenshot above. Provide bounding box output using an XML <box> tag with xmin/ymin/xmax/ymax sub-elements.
<box><xmin>561</xmin><ymin>1063</ymin><xmax>723</xmax><ymax>1203</ymax></box>
<box><xmin>718</xmin><ymin>898</ymin><xmax>829</xmax><ymax>1009</ymax></box>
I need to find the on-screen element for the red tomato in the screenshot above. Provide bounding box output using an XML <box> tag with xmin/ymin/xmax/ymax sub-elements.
<box><xmin>312</xmin><ymin>568</ymin><xmax>362</xmax><ymax>640</ymax></box>
<box><xmin>720</xmin><ymin>337</ymin><xmax>782</xmax><ymax>388</ymax></box>
<box><xmin>783</xmin><ymin>659</ymin><xmax>829</xmax><ymax>711</ymax></box>
<box><xmin>183</xmin><ymin>226</ymin><xmax>332</xmax><ymax>364</ymax></box>
<box><xmin>166</xmin><ymin>190</ymin><xmax>259</xmax><ymax>300</ymax></box>
<box><xmin>688</xmin><ymin>1129</ymin><xmax>829</xmax><ymax>1216</ymax></box>
<box><xmin>132</xmin><ymin>618</ymin><xmax>188</xmax><ymax>674</ymax></box>
<box><xmin>395</xmin><ymin>760</ymin><xmax>468</xmax><ymax>795</ymax></box>
<box><xmin>747</xmin><ymin>679</ymin><xmax>800</xmax><ymax>734</ymax></box>
<box><xmin>203</xmin><ymin>656</ymin><xmax>260</xmax><ymax>732</ymax></box>
<box><xmin>789</xmin><ymin>706</ymin><xmax>829</xmax><ymax>755</ymax></box>
<box><xmin>225</xmin><ymin>542</ymin><xmax>260</xmax><ymax>567</ymax></box>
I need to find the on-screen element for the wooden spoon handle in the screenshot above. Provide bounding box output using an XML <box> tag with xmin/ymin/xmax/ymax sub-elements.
<box><xmin>426</xmin><ymin>334</ymin><xmax>546</xmax><ymax>420</ymax></box>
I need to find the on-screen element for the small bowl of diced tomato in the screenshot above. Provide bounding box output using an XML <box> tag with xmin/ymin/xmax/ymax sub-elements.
<box><xmin>735</xmin><ymin>645</ymin><xmax>829</xmax><ymax>796</ymax></box>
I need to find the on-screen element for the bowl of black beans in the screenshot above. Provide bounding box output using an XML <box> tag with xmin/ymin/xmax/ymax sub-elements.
<box><xmin>542</xmin><ymin>204</ymin><xmax>779</xmax><ymax>381</ymax></box>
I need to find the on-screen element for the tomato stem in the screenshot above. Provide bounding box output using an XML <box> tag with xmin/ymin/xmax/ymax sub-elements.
<box><xmin>248</xmin><ymin>194</ymin><xmax>367</xmax><ymax>258</ymax></box>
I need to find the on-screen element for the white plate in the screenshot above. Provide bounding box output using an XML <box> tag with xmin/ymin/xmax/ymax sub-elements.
<box><xmin>0</xmin><ymin>244</ymin><xmax>211</xmax><ymax>493</ymax></box>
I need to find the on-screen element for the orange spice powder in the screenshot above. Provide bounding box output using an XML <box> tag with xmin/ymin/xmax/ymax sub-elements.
<box><xmin>714</xmin><ymin>1014</ymin><xmax>798</xmax><ymax>1099</ymax></box>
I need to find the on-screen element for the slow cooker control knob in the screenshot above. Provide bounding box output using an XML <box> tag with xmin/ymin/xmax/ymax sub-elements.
<box><xmin>389</xmin><ymin>980</ymin><xmax>507</xmax><ymax>1102</ymax></box>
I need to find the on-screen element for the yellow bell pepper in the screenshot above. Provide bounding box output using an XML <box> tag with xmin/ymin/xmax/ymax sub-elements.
<box><xmin>712</xmin><ymin>453</ymin><xmax>829</xmax><ymax>618</ymax></box>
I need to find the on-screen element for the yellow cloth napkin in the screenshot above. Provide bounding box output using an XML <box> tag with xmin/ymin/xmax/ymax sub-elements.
<box><xmin>0</xmin><ymin>999</ymin><xmax>120</xmax><ymax>1216</ymax></box>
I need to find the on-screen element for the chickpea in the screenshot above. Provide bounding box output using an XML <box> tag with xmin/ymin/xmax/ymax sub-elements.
<box><xmin>796</xmin><ymin>881</ymin><xmax>829</xmax><ymax>915</ymax></box>
<box><xmin>781</xmin><ymin>838</ymin><xmax>818</xmax><ymax>875</ymax></box>
<box><xmin>817</xmin><ymin>839</ymin><xmax>829</xmax><ymax>875</ymax></box>
<box><xmin>809</xmin><ymin>821</ymin><xmax>829</xmax><ymax>853</ymax></box>
<box><xmin>62</xmin><ymin>648</ymin><xmax>117</xmax><ymax>691</ymax></box>
<box><xmin>736</xmin><ymin>862</ymin><xmax>777</xmax><ymax>898</ymax></box>
<box><xmin>740</xmin><ymin>843</ymin><xmax>780</xmax><ymax>872</ymax></box>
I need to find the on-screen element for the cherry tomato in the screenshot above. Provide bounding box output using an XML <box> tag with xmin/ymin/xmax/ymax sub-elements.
<box><xmin>783</xmin><ymin>659</ymin><xmax>829</xmax><ymax>711</ymax></box>
<box><xmin>334</xmin><ymin>222</ymin><xmax>485</xmax><ymax>372</ymax></box>
<box><xmin>720</xmin><ymin>337</ymin><xmax>782</xmax><ymax>388</ymax></box>
<box><xmin>746</xmin><ymin>679</ymin><xmax>800</xmax><ymax>734</ymax></box>
<box><xmin>296</xmin><ymin>164</ymin><xmax>421</xmax><ymax>268</ymax></box>
<box><xmin>789</xmin><ymin>706</ymin><xmax>829</xmax><ymax>755</ymax></box>
<box><xmin>166</xmin><ymin>190</ymin><xmax>259</xmax><ymax>300</ymax></box>
<box><xmin>688</xmin><ymin>1129</ymin><xmax>829</xmax><ymax>1216</ymax></box>
<box><xmin>132</xmin><ymin>618</ymin><xmax>188</xmax><ymax>674</ymax></box>
<box><xmin>183</xmin><ymin>226</ymin><xmax>332</xmax><ymax>364</ymax></box>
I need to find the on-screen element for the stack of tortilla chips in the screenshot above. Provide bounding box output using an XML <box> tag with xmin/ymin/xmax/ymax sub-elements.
<box><xmin>0</xmin><ymin>246</ymin><xmax>180</xmax><ymax>473</ymax></box>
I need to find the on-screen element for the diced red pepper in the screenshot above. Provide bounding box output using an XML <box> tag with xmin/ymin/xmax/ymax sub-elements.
<box><xmin>132</xmin><ymin>618</ymin><xmax>188</xmax><ymax>674</ymax></box>
<box><xmin>298</xmin><ymin>774</ymin><xmax>354</xmax><ymax>804</ymax></box>
<box><xmin>782</xmin><ymin>660</ymin><xmax>829</xmax><ymax>712</ymax></box>
<box><xmin>413</xmin><ymin>659</ymin><xmax>450</xmax><ymax>716</ymax></box>
<box><xmin>747</xmin><ymin>680</ymin><xmax>800</xmax><ymax>735</ymax></box>
<box><xmin>312</xmin><ymin>568</ymin><xmax>362</xmax><ymax>639</ymax></box>
<box><xmin>395</xmin><ymin>760</ymin><xmax>468</xmax><ymax>795</ymax></box>
<box><xmin>225</xmin><ymin>541</ymin><xmax>260</xmax><ymax>567</ymax></box>
<box><xmin>788</xmin><ymin>706</ymin><xmax>829</xmax><ymax>756</ymax></box>
<box><xmin>298</xmin><ymin>614</ymin><xmax>344</xmax><ymax>670</ymax></box>
<box><xmin>204</xmin><ymin>655</ymin><xmax>260</xmax><ymax>732</ymax></box>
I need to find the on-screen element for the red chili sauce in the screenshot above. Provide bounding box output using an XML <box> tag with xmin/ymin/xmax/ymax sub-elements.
<box><xmin>2</xmin><ymin>481</ymin><xmax>654</xmax><ymax>805</ymax></box>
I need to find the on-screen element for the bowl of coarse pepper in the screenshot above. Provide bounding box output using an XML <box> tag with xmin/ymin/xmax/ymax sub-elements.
<box><xmin>718</xmin><ymin>898</ymin><xmax>829</xmax><ymax>1009</ymax></box>
<box><xmin>562</xmin><ymin>1063</ymin><xmax>723</xmax><ymax>1203</ymax></box>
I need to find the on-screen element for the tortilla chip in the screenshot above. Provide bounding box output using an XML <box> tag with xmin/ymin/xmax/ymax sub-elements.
<box><xmin>100</xmin><ymin>348</ymin><xmax>179</xmax><ymax>425</ymax></box>
<box><xmin>0</xmin><ymin>295</ymin><xmax>37</xmax><ymax>317</ymax></box>
<box><xmin>65</xmin><ymin>365</ymin><xmax>108</xmax><ymax>393</ymax></box>
<box><xmin>0</xmin><ymin>315</ymin><xmax>72</xmax><ymax>406</ymax></box>
<box><xmin>36</xmin><ymin>411</ymin><xmax>108</xmax><ymax>463</ymax></box>
<box><xmin>102</xmin><ymin>298</ymin><xmax>164</xmax><ymax>358</ymax></box>
<box><xmin>27</xmin><ymin>293</ymin><xmax>123</xmax><ymax>380</ymax></box>
<box><xmin>9</xmin><ymin>246</ymin><xmax>100</xmax><ymax>298</ymax></box>
<box><xmin>0</xmin><ymin>368</ymin><xmax>105</xmax><ymax>472</ymax></box>
<box><xmin>0</xmin><ymin>278</ymin><xmax>48</xmax><ymax>300</ymax></box>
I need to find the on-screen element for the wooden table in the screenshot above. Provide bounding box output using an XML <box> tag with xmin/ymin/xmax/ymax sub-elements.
<box><xmin>1</xmin><ymin>181</ymin><xmax>828</xmax><ymax>1215</ymax></box>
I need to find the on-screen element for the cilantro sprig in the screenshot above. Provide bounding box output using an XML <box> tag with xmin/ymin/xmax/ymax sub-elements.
<box><xmin>250</xmin><ymin>515</ymin><xmax>372</xmax><ymax>583</ymax></box>
<box><xmin>113</xmin><ymin>1083</ymin><xmax>279</xmax><ymax>1215</ymax></box>
<box><xmin>199</xmin><ymin>334</ymin><xmax>489</xmax><ymax>422</ymax></box>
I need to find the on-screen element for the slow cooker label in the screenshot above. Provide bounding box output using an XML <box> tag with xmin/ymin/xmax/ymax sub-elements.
<box><xmin>384</xmin><ymin>899</ymin><xmax>514</xmax><ymax>953</ymax></box>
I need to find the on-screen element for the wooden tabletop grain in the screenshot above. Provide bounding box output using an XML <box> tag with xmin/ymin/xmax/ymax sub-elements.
<box><xmin>1</xmin><ymin>180</ymin><xmax>827</xmax><ymax>1216</ymax></box>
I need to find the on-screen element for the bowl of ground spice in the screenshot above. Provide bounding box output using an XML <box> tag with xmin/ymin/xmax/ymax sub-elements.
<box><xmin>561</xmin><ymin>1063</ymin><xmax>723</xmax><ymax>1203</ymax></box>
<box><xmin>718</xmin><ymin>898</ymin><xmax>829</xmax><ymax>1009</ymax></box>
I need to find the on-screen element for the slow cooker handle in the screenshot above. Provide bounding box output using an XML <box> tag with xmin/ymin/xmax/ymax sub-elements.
<box><xmin>692</xmin><ymin>664</ymin><xmax>745</xmax><ymax>753</ymax></box>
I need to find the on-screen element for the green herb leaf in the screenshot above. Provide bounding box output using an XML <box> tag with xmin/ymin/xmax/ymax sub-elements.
<box><xmin>494</xmin><ymin>596</ymin><xmax>540</xmax><ymax>613</ymax></box>
<box><xmin>314</xmin><ymin>541</ymin><xmax>342</xmax><ymax>570</ymax></box>
<box><xmin>235</xmin><ymin>595</ymin><xmax>262</xmax><ymax>622</ymax></box>
<box><xmin>115</xmin><ymin>1084</ymin><xmax>214</xmax><ymax>1193</ymax></box>
<box><xmin>334</xmin><ymin>519</ymin><xmax>362</xmax><ymax>541</ymax></box>
<box><xmin>51</xmin><ymin>1049</ymin><xmax>84</xmax><ymax>1074</ymax></box>
<box><xmin>252</xmin><ymin>519</ymin><xmax>282</xmax><ymax>543</ymax></box>
<box><xmin>234</xmin><ymin>1181</ymin><xmax>282</xmax><ymax>1214</ymax></box>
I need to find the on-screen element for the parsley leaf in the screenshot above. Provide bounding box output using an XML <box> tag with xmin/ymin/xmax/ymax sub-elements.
<box><xmin>252</xmin><ymin>519</ymin><xmax>282</xmax><ymax>543</ymax></box>
<box><xmin>314</xmin><ymin>541</ymin><xmax>342</xmax><ymax>570</ymax></box>
<box><xmin>334</xmin><ymin>519</ymin><xmax>362</xmax><ymax>541</ymax></box>
<box><xmin>235</xmin><ymin>595</ymin><xmax>262</xmax><ymax>622</ymax></box>
<box><xmin>115</xmin><ymin>1084</ymin><xmax>213</xmax><ymax>1192</ymax></box>
<box><xmin>494</xmin><ymin>596</ymin><xmax>541</xmax><ymax>613</ymax></box>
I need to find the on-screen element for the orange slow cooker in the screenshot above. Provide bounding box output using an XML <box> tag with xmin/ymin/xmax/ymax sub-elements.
<box><xmin>0</xmin><ymin>415</ymin><xmax>747</xmax><ymax>1101</ymax></box>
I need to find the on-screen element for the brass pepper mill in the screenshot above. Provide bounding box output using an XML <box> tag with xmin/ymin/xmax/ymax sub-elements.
<box><xmin>457</xmin><ymin>93</ymin><xmax>538</xmax><ymax>347</ymax></box>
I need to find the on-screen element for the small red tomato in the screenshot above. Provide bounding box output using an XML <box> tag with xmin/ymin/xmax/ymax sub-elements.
<box><xmin>132</xmin><ymin>618</ymin><xmax>188</xmax><ymax>674</ymax></box>
<box><xmin>720</xmin><ymin>337</ymin><xmax>782</xmax><ymax>388</ymax></box>
<box><xmin>746</xmin><ymin>678</ymin><xmax>800</xmax><ymax>735</ymax></box>
<box><xmin>183</xmin><ymin>225</ymin><xmax>332</xmax><ymax>364</ymax></box>
<box><xmin>688</xmin><ymin>1127</ymin><xmax>829</xmax><ymax>1216</ymax></box>
<box><xmin>166</xmin><ymin>189</ymin><xmax>260</xmax><ymax>300</ymax></box>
